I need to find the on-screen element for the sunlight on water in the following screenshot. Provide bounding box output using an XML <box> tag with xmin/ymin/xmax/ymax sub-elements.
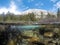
<box><xmin>11</xmin><ymin>25</ymin><xmax>40</xmax><ymax>30</ymax></box>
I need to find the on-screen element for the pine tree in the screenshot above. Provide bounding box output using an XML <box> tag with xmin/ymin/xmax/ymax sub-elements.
<box><xmin>57</xmin><ymin>8</ymin><xmax>60</xmax><ymax>18</ymax></box>
<box><xmin>41</xmin><ymin>12</ymin><xmax>43</xmax><ymax>19</ymax></box>
<box><xmin>2</xmin><ymin>12</ymin><xmax>6</xmax><ymax>21</ymax></box>
<box><xmin>46</xmin><ymin>12</ymin><xmax>51</xmax><ymax>19</ymax></box>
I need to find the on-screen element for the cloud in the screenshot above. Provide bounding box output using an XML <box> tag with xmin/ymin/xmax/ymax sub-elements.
<box><xmin>0</xmin><ymin>0</ymin><xmax>21</xmax><ymax>14</ymax></box>
<box><xmin>17</xmin><ymin>0</ymin><xmax>21</xmax><ymax>2</ymax></box>
<box><xmin>49</xmin><ymin>1</ymin><xmax>60</xmax><ymax>13</ymax></box>
<box><xmin>50</xmin><ymin>0</ymin><xmax>57</xmax><ymax>3</ymax></box>
<box><xmin>22</xmin><ymin>6</ymin><xmax>29</xmax><ymax>10</ymax></box>
<box><xmin>0</xmin><ymin>0</ymin><xmax>29</xmax><ymax>14</ymax></box>
<box><xmin>35</xmin><ymin>2</ymin><xmax>43</xmax><ymax>8</ymax></box>
<box><xmin>28</xmin><ymin>0</ymin><xmax>34</xmax><ymax>2</ymax></box>
<box><xmin>54</xmin><ymin>1</ymin><xmax>60</xmax><ymax>8</ymax></box>
<box><xmin>0</xmin><ymin>7</ymin><xmax>8</xmax><ymax>14</ymax></box>
<box><xmin>35</xmin><ymin>3</ymin><xmax>43</xmax><ymax>6</ymax></box>
<box><xmin>49</xmin><ymin>7</ymin><xmax>56</xmax><ymax>13</ymax></box>
<box><xmin>9</xmin><ymin>1</ymin><xmax>17</xmax><ymax>13</ymax></box>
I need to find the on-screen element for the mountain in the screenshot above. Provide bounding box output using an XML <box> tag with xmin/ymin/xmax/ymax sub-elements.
<box><xmin>22</xmin><ymin>9</ymin><xmax>48</xmax><ymax>15</ymax></box>
<box><xmin>0</xmin><ymin>9</ymin><xmax>56</xmax><ymax>16</ymax></box>
<box><xmin>21</xmin><ymin>9</ymin><xmax>56</xmax><ymax>18</ymax></box>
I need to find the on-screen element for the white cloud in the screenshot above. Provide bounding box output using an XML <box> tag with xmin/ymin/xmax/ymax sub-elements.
<box><xmin>9</xmin><ymin>1</ymin><xmax>17</xmax><ymax>13</ymax></box>
<box><xmin>35</xmin><ymin>2</ymin><xmax>43</xmax><ymax>8</ymax></box>
<box><xmin>28</xmin><ymin>0</ymin><xmax>34</xmax><ymax>2</ymax></box>
<box><xmin>17</xmin><ymin>0</ymin><xmax>21</xmax><ymax>2</ymax></box>
<box><xmin>35</xmin><ymin>3</ymin><xmax>43</xmax><ymax>6</ymax></box>
<box><xmin>9</xmin><ymin>0</ymin><xmax>22</xmax><ymax>14</ymax></box>
<box><xmin>0</xmin><ymin>8</ymin><xmax>8</xmax><ymax>14</ymax></box>
<box><xmin>49</xmin><ymin>7</ymin><xmax>57</xmax><ymax>13</ymax></box>
<box><xmin>49</xmin><ymin>1</ymin><xmax>60</xmax><ymax>14</ymax></box>
<box><xmin>23</xmin><ymin>7</ymin><xmax>29</xmax><ymax>10</ymax></box>
<box><xmin>50</xmin><ymin>0</ymin><xmax>57</xmax><ymax>3</ymax></box>
<box><xmin>0</xmin><ymin>0</ymin><xmax>21</xmax><ymax>14</ymax></box>
<box><xmin>54</xmin><ymin>1</ymin><xmax>60</xmax><ymax>8</ymax></box>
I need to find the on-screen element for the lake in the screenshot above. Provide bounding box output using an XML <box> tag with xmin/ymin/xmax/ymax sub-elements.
<box><xmin>10</xmin><ymin>25</ymin><xmax>40</xmax><ymax>30</ymax></box>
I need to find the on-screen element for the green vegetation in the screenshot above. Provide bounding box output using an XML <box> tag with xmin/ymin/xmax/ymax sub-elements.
<box><xmin>0</xmin><ymin>8</ymin><xmax>60</xmax><ymax>45</ymax></box>
<box><xmin>0</xmin><ymin>12</ymin><xmax>37</xmax><ymax>22</ymax></box>
<box><xmin>0</xmin><ymin>25</ymin><xmax>60</xmax><ymax>45</ymax></box>
<box><xmin>0</xmin><ymin>8</ymin><xmax>60</xmax><ymax>22</ymax></box>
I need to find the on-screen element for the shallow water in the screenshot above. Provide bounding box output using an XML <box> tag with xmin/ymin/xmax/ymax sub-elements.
<box><xmin>11</xmin><ymin>25</ymin><xmax>40</xmax><ymax>30</ymax></box>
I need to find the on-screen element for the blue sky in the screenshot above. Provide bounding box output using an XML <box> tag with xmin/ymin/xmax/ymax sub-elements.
<box><xmin>0</xmin><ymin>0</ymin><xmax>60</xmax><ymax>14</ymax></box>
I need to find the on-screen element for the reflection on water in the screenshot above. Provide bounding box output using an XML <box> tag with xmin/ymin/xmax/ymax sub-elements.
<box><xmin>0</xmin><ymin>25</ymin><xmax>60</xmax><ymax>45</ymax></box>
<box><xmin>11</xmin><ymin>25</ymin><xmax>40</xmax><ymax>30</ymax></box>
<box><xmin>8</xmin><ymin>25</ymin><xmax>41</xmax><ymax>45</ymax></box>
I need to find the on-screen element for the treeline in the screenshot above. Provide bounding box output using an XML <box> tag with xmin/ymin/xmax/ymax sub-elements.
<box><xmin>0</xmin><ymin>8</ymin><xmax>60</xmax><ymax>22</ymax></box>
<box><xmin>0</xmin><ymin>12</ymin><xmax>37</xmax><ymax>22</ymax></box>
<box><xmin>0</xmin><ymin>12</ymin><xmax>56</xmax><ymax>22</ymax></box>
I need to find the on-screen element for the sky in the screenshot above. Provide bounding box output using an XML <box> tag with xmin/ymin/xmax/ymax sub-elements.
<box><xmin>0</xmin><ymin>0</ymin><xmax>60</xmax><ymax>14</ymax></box>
